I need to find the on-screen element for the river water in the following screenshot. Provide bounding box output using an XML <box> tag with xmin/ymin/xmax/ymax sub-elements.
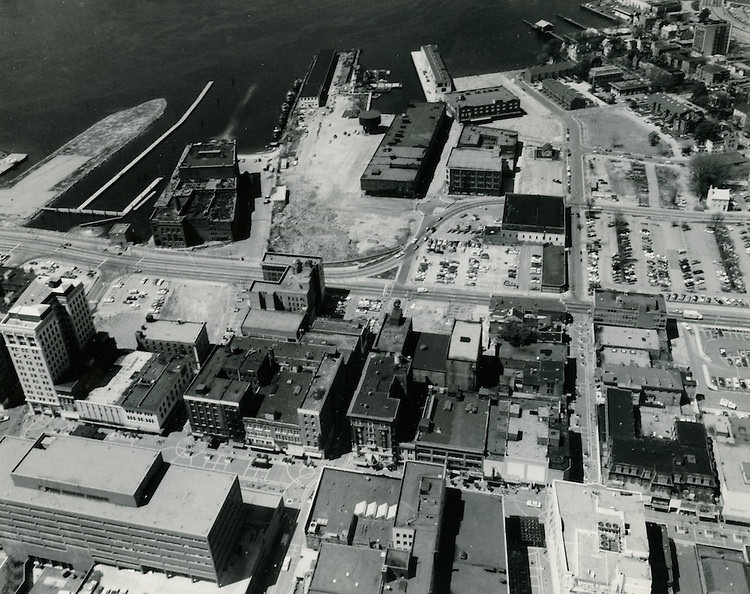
<box><xmin>0</xmin><ymin>0</ymin><xmax>609</xmax><ymax>233</ymax></box>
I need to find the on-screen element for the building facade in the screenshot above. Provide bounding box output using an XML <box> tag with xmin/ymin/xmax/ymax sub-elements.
<box><xmin>0</xmin><ymin>279</ymin><xmax>95</xmax><ymax>415</ymax></box>
<box><xmin>443</xmin><ymin>86</ymin><xmax>522</xmax><ymax>123</ymax></box>
<box><xmin>135</xmin><ymin>319</ymin><xmax>210</xmax><ymax>371</ymax></box>
<box><xmin>0</xmin><ymin>434</ymin><xmax>243</xmax><ymax>584</ymax></box>
<box><xmin>692</xmin><ymin>20</ymin><xmax>731</xmax><ymax>56</ymax></box>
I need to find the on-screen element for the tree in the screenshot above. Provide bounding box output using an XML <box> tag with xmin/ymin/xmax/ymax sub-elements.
<box><xmin>500</xmin><ymin>321</ymin><xmax>538</xmax><ymax>347</ymax></box>
<box><xmin>690</xmin><ymin>81</ymin><xmax>707</xmax><ymax>102</ymax></box>
<box><xmin>699</xmin><ymin>8</ymin><xmax>711</xmax><ymax>22</ymax></box>
<box><xmin>690</xmin><ymin>153</ymin><xmax>730</xmax><ymax>198</ymax></box>
<box><xmin>693</xmin><ymin>119</ymin><xmax>721</xmax><ymax>143</ymax></box>
<box><xmin>648</xmin><ymin>131</ymin><xmax>661</xmax><ymax>146</ymax></box>
<box><xmin>537</xmin><ymin>39</ymin><xmax>564</xmax><ymax>65</ymax></box>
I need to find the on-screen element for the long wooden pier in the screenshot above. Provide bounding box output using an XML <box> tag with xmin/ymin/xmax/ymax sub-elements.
<box><xmin>77</xmin><ymin>81</ymin><xmax>213</xmax><ymax>211</ymax></box>
<box><xmin>522</xmin><ymin>19</ymin><xmax>566</xmax><ymax>43</ymax></box>
<box><xmin>42</xmin><ymin>176</ymin><xmax>163</xmax><ymax>218</ymax></box>
<box><xmin>557</xmin><ymin>14</ymin><xmax>588</xmax><ymax>29</ymax></box>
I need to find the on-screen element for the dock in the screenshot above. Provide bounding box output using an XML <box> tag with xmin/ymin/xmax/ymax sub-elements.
<box><xmin>557</xmin><ymin>14</ymin><xmax>588</xmax><ymax>29</ymax></box>
<box><xmin>41</xmin><ymin>177</ymin><xmax>164</xmax><ymax>219</ymax></box>
<box><xmin>77</xmin><ymin>81</ymin><xmax>213</xmax><ymax>211</ymax></box>
<box><xmin>580</xmin><ymin>3</ymin><xmax>619</xmax><ymax>22</ymax></box>
<box><xmin>411</xmin><ymin>44</ymin><xmax>454</xmax><ymax>103</ymax></box>
<box><xmin>522</xmin><ymin>19</ymin><xmax>566</xmax><ymax>43</ymax></box>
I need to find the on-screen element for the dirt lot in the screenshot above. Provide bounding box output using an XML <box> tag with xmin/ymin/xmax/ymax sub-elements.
<box><xmin>453</xmin><ymin>71</ymin><xmax>564</xmax><ymax>144</ymax></box>
<box><xmin>94</xmin><ymin>275</ymin><xmax>234</xmax><ymax>348</ymax></box>
<box><xmin>270</xmin><ymin>92</ymin><xmax>419</xmax><ymax>261</ymax></box>
<box><xmin>575</xmin><ymin>108</ymin><xmax>672</xmax><ymax>157</ymax></box>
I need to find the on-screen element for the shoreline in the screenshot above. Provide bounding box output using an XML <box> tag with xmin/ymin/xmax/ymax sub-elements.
<box><xmin>0</xmin><ymin>98</ymin><xmax>167</xmax><ymax>224</ymax></box>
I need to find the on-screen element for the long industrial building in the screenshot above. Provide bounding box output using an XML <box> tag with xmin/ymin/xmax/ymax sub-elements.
<box><xmin>0</xmin><ymin>434</ymin><xmax>243</xmax><ymax>584</ymax></box>
<box><xmin>361</xmin><ymin>102</ymin><xmax>449</xmax><ymax>198</ymax></box>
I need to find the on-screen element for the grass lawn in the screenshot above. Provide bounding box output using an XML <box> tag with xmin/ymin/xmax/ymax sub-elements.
<box><xmin>577</xmin><ymin>108</ymin><xmax>672</xmax><ymax>158</ymax></box>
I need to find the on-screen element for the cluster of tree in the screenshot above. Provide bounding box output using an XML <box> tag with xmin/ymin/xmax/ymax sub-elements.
<box><xmin>689</xmin><ymin>153</ymin><xmax>731</xmax><ymax>198</ymax></box>
<box><xmin>648</xmin><ymin>131</ymin><xmax>660</xmax><ymax>146</ymax></box>
<box><xmin>500</xmin><ymin>321</ymin><xmax>538</xmax><ymax>347</ymax></box>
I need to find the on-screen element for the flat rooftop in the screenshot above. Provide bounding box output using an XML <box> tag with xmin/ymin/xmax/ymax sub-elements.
<box><xmin>594</xmin><ymin>290</ymin><xmax>666</xmax><ymax>313</ymax></box>
<box><xmin>447</xmin><ymin>147</ymin><xmax>504</xmax><ymax>171</ymax></box>
<box><xmin>300</xmin><ymin>49</ymin><xmax>337</xmax><ymax>99</ymax></box>
<box><xmin>445</xmin><ymin>85</ymin><xmax>519</xmax><ymax>108</ymax></box>
<box><xmin>348</xmin><ymin>353</ymin><xmax>408</xmax><ymax>422</ymax></box>
<box><xmin>361</xmin><ymin>102</ymin><xmax>446</xmax><ymax>184</ymax></box>
<box><xmin>11</xmin><ymin>434</ymin><xmax>160</xmax><ymax>499</ymax></box>
<box><xmin>241</xmin><ymin>309</ymin><xmax>305</xmax><ymax>336</ymax></box>
<box><xmin>505</xmin><ymin>406</ymin><xmax>549</xmax><ymax>461</ymax></box>
<box><xmin>180</xmin><ymin>140</ymin><xmax>236</xmax><ymax>170</ymax></box>
<box><xmin>137</xmin><ymin>319</ymin><xmax>206</xmax><ymax>343</ymax></box>
<box><xmin>598</xmin><ymin>325</ymin><xmax>660</xmax><ymax>351</ymax></box>
<box><xmin>502</xmin><ymin>193</ymin><xmax>565</xmax><ymax>233</ymax></box>
<box><xmin>418</xmin><ymin>393</ymin><xmax>488</xmax><ymax>453</ymax></box>
<box><xmin>601</xmin><ymin>364</ymin><xmax>683</xmax><ymax>391</ymax></box>
<box><xmin>86</xmin><ymin>351</ymin><xmax>154</xmax><ymax>406</ymax></box>
<box><xmin>542</xmin><ymin>245</ymin><xmax>567</xmax><ymax>288</ymax></box>
<box><xmin>448</xmin><ymin>319</ymin><xmax>482</xmax><ymax>362</ymax></box>
<box><xmin>458</xmin><ymin>125</ymin><xmax>518</xmax><ymax>150</ymax></box>
<box><xmin>310</xmin><ymin>544</ymin><xmax>384</xmax><ymax>594</ymax></box>
<box><xmin>307</xmin><ymin>467</ymin><xmax>400</xmax><ymax>544</ymax></box>
<box><xmin>1</xmin><ymin>435</ymin><xmax>237</xmax><ymax>536</ymax></box>
<box><xmin>412</xmin><ymin>332</ymin><xmax>450</xmax><ymax>373</ymax></box>
<box><xmin>552</xmin><ymin>480</ymin><xmax>650</xmax><ymax>588</ymax></box>
<box><xmin>450</xmin><ymin>492</ymin><xmax>508</xmax><ymax>593</ymax></box>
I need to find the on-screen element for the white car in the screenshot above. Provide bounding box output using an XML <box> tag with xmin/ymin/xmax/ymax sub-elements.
<box><xmin>526</xmin><ymin>500</ymin><xmax>542</xmax><ymax>509</ymax></box>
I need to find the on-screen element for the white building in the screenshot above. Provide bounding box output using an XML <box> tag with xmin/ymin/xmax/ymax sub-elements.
<box><xmin>706</xmin><ymin>185</ymin><xmax>730</xmax><ymax>211</ymax></box>
<box><xmin>546</xmin><ymin>480</ymin><xmax>652</xmax><ymax>594</ymax></box>
<box><xmin>0</xmin><ymin>279</ymin><xmax>95</xmax><ymax>415</ymax></box>
<box><xmin>75</xmin><ymin>351</ymin><xmax>193</xmax><ymax>434</ymax></box>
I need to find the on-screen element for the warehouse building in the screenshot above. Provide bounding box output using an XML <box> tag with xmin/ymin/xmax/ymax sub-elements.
<box><xmin>447</xmin><ymin>126</ymin><xmax>518</xmax><ymax>196</ymax></box>
<box><xmin>135</xmin><ymin>318</ymin><xmax>210</xmax><ymax>371</ymax></box>
<box><xmin>443</xmin><ymin>85</ymin><xmax>522</xmax><ymax>123</ymax></box>
<box><xmin>299</xmin><ymin>49</ymin><xmax>338</xmax><ymax>108</ymax></box>
<box><xmin>361</xmin><ymin>102</ymin><xmax>449</xmax><ymax>199</ymax></box>
<box><xmin>490</xmin><ymin>194</ymin><xmax>566</xmax><ymax>246</ymax></box>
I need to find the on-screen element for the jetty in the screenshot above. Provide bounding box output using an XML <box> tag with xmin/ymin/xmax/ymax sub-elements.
<box><xmin>522</xmin><ymin>19</ymin><xmax>566</xmax><ymax>43</ymax></box>
<box><xmin>557</xmin><ymin>14</ymin><xmax>588</xmax><ymax>29</ymax></box>
<box><xmin>77</xmin><ymin>81</ymin><xmax>213</xmax><ymax>211</ymax></box>
<box><xmin>580</xmin><ymin>3</ymin><xmax>619</xmax><ymax>22</ymax></box>
<box><xmin>42</xmin><ymin>177</ymin><xmax>163</xmax><ymax>219</ymax></box>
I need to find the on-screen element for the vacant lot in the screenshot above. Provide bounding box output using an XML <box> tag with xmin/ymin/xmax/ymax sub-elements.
<box><xmin>94</xmin><ymin>275</ymin><xmax>234</xmax><ymax>348</ymax></box>
<box><xmin>576</xmin><ymin>108</ymin><xmax>672</xmax><ymax>158</ymax></box>
<box><xmin>270</xmin><ymin>91</ymin><xmax>419</xmax><ymax>261</ymax></box>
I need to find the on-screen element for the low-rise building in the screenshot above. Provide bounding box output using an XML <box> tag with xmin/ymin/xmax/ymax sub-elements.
<box><xmin>299</xmin><ymin>49</ymin><xmax>338</xmax><ymax>108</ymax></box>
<box><xmin>589</xmin><ymin>65</ymin><xmax>625</xmax><ymax>88</ymax></box>
<box><xmin>75</xmin><ymin>351</ymin><xmax>192</xmax><ymax>434</ymax></box>
<box><xmin>541</xmin><ymin>79</ymin><xmax>587</xmax><ymax>110</ymax></box>
<box><xmin>488</xmin><ymin>193</ymin><xmax>566</xmax><ymax>246</ymax></box>
<box><xmin>135</xmin><ymin>318</ymin><xmax>210</xmax><ymax>371</ymax></box>
<box><xmin>372</xmin><ymin>301</ymin><xmax>413</xmax><ymax>355</ymax></box>
<box><xmin>733</xmin><ymin>102</ymin><xmax>750</xmax><ymax>131</ymax></box>
<box><xmin>0</xmin><ymin>434</ymin><xmax>244</xmax><ymax>584</ymax></box>
<box><xmin>604</xmin><ymin>388</ymin><xmax>717</xmax><ymax>514</ymax></box>
<box><xmin>306</xmin><ymin>462</ymin><xmax>509</xmax><ymax>593</ymax></box>
<box><xmin>421</xmin><ymin>44</ymin><xmax>454</xmax><ymax>93</ymax></box>
<box><xmin>546</xmin><ymin>480</ymin><xmax>652</xmax><ymax>594</ymax></box>
<box><xmin>649</xmin><ymin>93</ymin><xmax>702</xmax><ymax>134</ymax></box>
<box><xmin>706</xmin><ymin>185</ymin><xmax>731</xmax><ymax>211</ymax></box>
<box><xmin>489</xmin><ymin>296</ymin><xmax>568</xmax><ymax>344</ymax></box>
<box><xmin>695</xmin><ymin>62</ymin><xmax>730</xmax><ymax>85</ymax></box>
<box><xmin>411</xmin><ymin>332</ymin><xmax>451</xmax><ymax>386</ymax></box>
<box><xmin>496</xmin><ymin>342</ymin><xmax>567</xmax><ymax>399</ymax></box>
<box><xmin>149</xmin><ymin>140</ymin><xmax>240</xmax><ymax>248</ymax></box>
<box><xmin>447</xmin><ymin>320</ymin><xmax>482</xmax><ymax>393</ymax></box>
<box><xmin>248</xmin><ymin>252</ymin><xmax>326</xmax><ymax>316</ymax></box>
<box><xmin>347</xmin><ymin>352</ymin><xmax>411</xmax><ymax>463</ymax></box>
<box><xmin>183</xmin><ymin>338</ymin><xmax>275</xmax><ymax>441</ymax></box>
<box><xmin>522</xmin><ymin>61</ymin><xmax>577</xmax><ymax>82</ymax></box>
<box><xmin>361</xmin><ymin>102</ymin><xmax>449</xmax><ymax>199</ymax></box>
<box><xmin>443</xmin><ymin>86</ymin><xmax>522</xmax><ymax>123</ymax></box>
<box><xmin>446</xmin><ymin>125</ymin><xmax>518</xmax><ymax>195</ymax></box>
<box><xmin>594</xmin><ymin>290</ymin><xmax>667</xmax><ymax>329</ymax></box>
<box><xmin>610</xmin><ymin>78</ymin><xmax>650</xmax><ymax>97</ymax></box>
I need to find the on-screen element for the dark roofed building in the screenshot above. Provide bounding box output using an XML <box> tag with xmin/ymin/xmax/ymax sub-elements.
<box><xmin>299</xmin><ymin>49</ymin><xmax>338</xmax><ymax>108</ymax></box>
<box><xmin>347</xmin><ymin>352</ymin><xmax>412</xmax><ymax>463</ymax></box>
<box><xmin>594</xmin><ymin>290</ymin><xmax>667</xmax><ymax>329</ymax></box>
<box><xmin>149</xmin><ymin>140</ymin><xmax>240</xmax><ymax>248</ymax></box>
<box><xmin>522</xmin><ymin>61</ymin><xmax>577</xmax><ymax>82</ymax></box>
<box><xmin>361</xmin><ymin>102</ymin><xmax>449</xmax><ymax>199</ymax></box>
<box><xmin>443</xmin><ymin>85</ymin><xmax>522</xmax><ymax>123</ymax></box>
<box><xmin>422</xmin><ymin>44</ymin><xmax>454</xmax><ymax>93</ymax></box>
<box><xmin>649</xmin><ymin>93</ymin><xmax>702</xmax><ymax>134</ymax></box>
<box><xmin>447</xmin><ymin>125</ymin><xmax>519</xmax><ymax>196</ymax></box>
<box><xmin>411</xmin><ymin>332</ymin><xmax>451</xmax><ymax>387</ymax></box>
<box><xmin>492</xmin><ymin>193</ymin><xmax>566</xmax><ymax>246</ymax></box>
<box><xmin>541</xmin><ymin>79</ymin><xmax>587</xmax><ymax>110</ymax></box>
<box><xmin>373</xmin><ymin>301</ymin><xmax>413</xmax><ymax>356</ymax></box>
<box><xmin>541</xmin><ymin>245</ymin><xmax>568</xmax><ymax>293</ymax></box>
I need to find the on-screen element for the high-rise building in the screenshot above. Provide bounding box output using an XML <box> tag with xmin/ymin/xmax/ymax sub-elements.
<box><xmin>693</xmin><ymin>20</ymin><xmax>731</xmax><ymax>56</ymax></box>
<box><xmin>0</xmin><ymin>279</ymin><xmax>95</xmax><ymax>415</ymax></box>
